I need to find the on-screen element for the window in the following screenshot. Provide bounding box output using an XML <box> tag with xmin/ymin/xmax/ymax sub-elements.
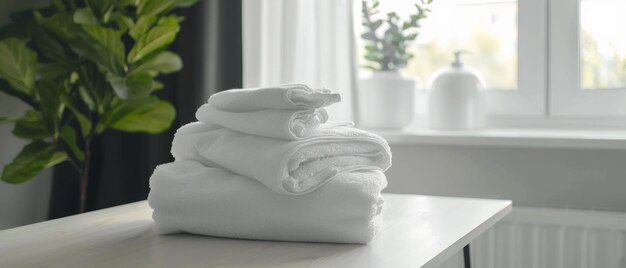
<box><xmin>357</xmin><ymin>0</ymin><xmax>626</xmax><ymax>124</ymax></box>
<box><xmin>580</xmin><ymin>0</ymin><xmax>626</xmax><ymax>90</ymax></box>
<box><xmin>550</xmin><ymin>0</ymin><xmax>626</xmax><ymax>117</ymax></box>
<box><xmin>357</xmin><ymin>0</ymin><xmax>519</xmax><ymax>90</ymax></box>
<box><xmin>406</xmin><ymin>0</ymin><xmax>518</xmax><ymax>90</ymax></box>
<box><xmin>357</xmin><ymin>0</ymin><xmax>546</xmax><ymax>117</ymax></box>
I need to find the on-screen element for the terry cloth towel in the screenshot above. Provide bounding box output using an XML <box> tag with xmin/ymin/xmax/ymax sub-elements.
<box><xmin>196</xmin><ymin>104</ymin><xmax>330</xmax><ymax>140</ymax></box>
<box><xmin>148</xmin><ymin>160</ymin><xmax>387</xmax><ymax>244</ymax></box>
<box><xmin>208</xmin><ymin>84</ymin><xmax>341</xmax><ymax>112</ymax></box>
<box><xmin>171</xmin><ymin>122</ymin><xmax>392</xmax><ymax>195</ymax></box>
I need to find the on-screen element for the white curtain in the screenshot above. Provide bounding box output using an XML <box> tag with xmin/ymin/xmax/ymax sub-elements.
<box><xmin>242</xmin><ymin>0</ymin><xmax>358</xmax><ymax>122</ymax></box>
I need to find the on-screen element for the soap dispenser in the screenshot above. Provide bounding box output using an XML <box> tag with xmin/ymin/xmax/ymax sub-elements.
<box><xmin>427</xmin><ymin>50</ymin><xmax>485</xmax><ymax>130</ymax></box>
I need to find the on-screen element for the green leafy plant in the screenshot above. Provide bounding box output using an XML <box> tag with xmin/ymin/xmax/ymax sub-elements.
<box><xmin>0</xmin><ymin>0</ymin><xmax>199</xmax><ymax>212</ymax></box>
<box><xmin>361</xmin><ymin>0</ymin><xmax>433</xmax><ymax>71</ymax></box>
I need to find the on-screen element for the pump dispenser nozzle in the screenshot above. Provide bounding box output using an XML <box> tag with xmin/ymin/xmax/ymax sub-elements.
<box><xmin>452</xmin><ymin>50</ymin><xmax>470</xmax><ymax>68</ymax></box>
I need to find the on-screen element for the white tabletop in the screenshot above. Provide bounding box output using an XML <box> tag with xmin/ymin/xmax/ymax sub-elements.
<box><xmin>0</xmin><ymin>194</ymin><xmax>511</xmax><ymax>268</ymax></box>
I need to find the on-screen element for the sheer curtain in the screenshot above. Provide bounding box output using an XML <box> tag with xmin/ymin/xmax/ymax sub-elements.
<box><xmin>242</xmin><ymin>0</ymin><xmax>358</xmax><ymax>122</ymax></box>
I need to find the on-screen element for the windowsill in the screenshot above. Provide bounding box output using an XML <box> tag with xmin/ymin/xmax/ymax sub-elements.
<box><xmin>372</xmin><ymin>127</ymin><xmax>626</xmax><ymax>150</ymax></box>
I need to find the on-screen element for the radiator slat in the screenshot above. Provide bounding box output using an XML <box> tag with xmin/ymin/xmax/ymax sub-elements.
<box><xmin>531</xmin><ymin>224</ymin><xmax>540</xmax><ymax>268</ymax></box>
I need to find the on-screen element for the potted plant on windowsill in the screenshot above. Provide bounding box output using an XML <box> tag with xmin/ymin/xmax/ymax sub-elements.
<box><xmin>0</xmin><ymin>0</ymin><xmax>199</xmax><ymax>213</ymax></box>
<box><xmin>358</xmin><ymin>0</ymin><xmax>433</xmax><ymax>129</ymax></box>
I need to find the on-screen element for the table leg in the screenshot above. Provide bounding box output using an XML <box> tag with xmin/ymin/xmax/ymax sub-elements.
<box><xmin>463</xmin><ymin>244</ymin><xmax>471</xmax><ymax>268</ymax></box>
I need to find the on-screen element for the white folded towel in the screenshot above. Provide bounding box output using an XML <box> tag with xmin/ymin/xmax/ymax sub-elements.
<box><xmin>148</xmin><ymin>160</ymin><xmax>387</xmax><ymax>244</ymax></box>
<box><xmin>171</xmin><ymin>122</ymin><xmax>392</xmax><ymax>195</ymax></box>
<box><xmin>209</xmin><ymin>84</ymin><xmax>341</xmax><ymax>112</ymax></box>
<box><xmin>196</xmin><ymin>104</ymin><xmax>330</xmax><ymax>140</ymax></box>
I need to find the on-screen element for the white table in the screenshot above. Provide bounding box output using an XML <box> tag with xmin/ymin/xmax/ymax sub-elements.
<box><xmin>0</xmin><ymin>194</ymin><xmax>511</xmax><ymax>268</ymax></box>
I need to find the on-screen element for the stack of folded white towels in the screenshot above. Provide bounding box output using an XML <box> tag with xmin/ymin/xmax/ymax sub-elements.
<box><xmin>148</xmin><ymin>84</ymin><xmax>392</xmax><ymax>244</ymax></box>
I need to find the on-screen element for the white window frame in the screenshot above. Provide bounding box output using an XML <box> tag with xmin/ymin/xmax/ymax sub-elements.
<box><xmin>549</xmin><ymin>0</ymin><xmax>626</xmax><ymax>117</ymax></box>
<box><xmin>361</xmin><ymin>0</ymin><xmax>626</xmax><ymax>127</ymax></box>
<box><xmin>484</xmin><ymin>0</ymin><xmax>548</xmax><ymax>117</ymax></box>
<box><xmin>413</xmin><ymin>0</ymin><xmax>548</xmax><ymax>119</ymax></box>
<box><xmin>488</xmin><ymin>0</ymin><xmax>626</xmax><ymax>129</ymax></box>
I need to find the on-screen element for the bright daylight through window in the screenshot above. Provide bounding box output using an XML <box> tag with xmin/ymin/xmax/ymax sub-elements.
<box><xmin>580</xmin><ymin>0</ymin><xmax>626</xmax><ymax>90</ymax></box>
<box><xmin>358</xmin><ymin>0</ymin><xmax>518</xmax><ymax>90</ymax></box>
<box><xmin>357</xmin><ymin>0</ymin><xmax>626</xmax><ymax>121</ymax></box>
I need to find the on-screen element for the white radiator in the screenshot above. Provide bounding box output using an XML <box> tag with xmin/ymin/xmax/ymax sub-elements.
<box><xmin>436</xmin><ymin>206</ymin><xmax>626</xmax><ymax>268</ymax></box>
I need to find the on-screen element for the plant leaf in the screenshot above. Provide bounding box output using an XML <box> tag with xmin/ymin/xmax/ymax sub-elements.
<box><xmin>59</xmin><ymin>0</ymin><xmax>76</xmax><ymax>10</ymax></box>
<box><xmin>77</xmin><ymin>25</ymin><xmax>126</xmax><ymax>74</ymax></box>
<box><xmin>1</xmin><ymin>12</ymin><xmax>72</xmax><ymax>64</ymax></box>
<box><xmin>0</xmin><ymin>79</ymin><xmax>36</xmax><ymax>107</ymax></box>
<box><xmin>101</xmin><ymin>97</ymin><xmax>175</xmax><ymax>134</ymax></box>
<box><xmin>109</xmin><ymin>12</ymin><xmax>134</xmax><ymax>32</ymax></box>
<box><xmin>1</xmin><ymin>140</ymin><xmax>57</xmax><ymax>184</ymax></box>
<box><xmin>107</xmin><ymin>74</ymin><xmax>129</xmax><ymax>99</ymax></box>
<box><xmin>129</xmin><ymin>16</ymin><xmax>156</xmax><ymax>40</ymax></box>
<box><xmin>118</xmin><ymin>0</ymin><xmax>139</xmax><ymax>7</ymax></box>
<box><xmin>138</xmin><ymin>0</ymin><xmax>200</xmax><ymax>17</ymax></box>
<box><xmin>361</xmin><ymin>31</ymin><xmax>378</xmax><ymax>41</ymax></box>
<box><xmin>35</xmin><ymin>11</ymin><xmax>79</xmax><ymax>40</ymax></box>
<box><xmin>38</xmin><ymin>62</ymin><xmax>75</xmax><ymax>79</ymax></box>
<box><xmin>125</xmin><ymin>73</ymin><xmax>153</xmax><ymax>99</ymax></box>
<box><xmin>46</xmin><ymin>151</ymin><xmax>69</xmax><ymax>168</ymax></box>
<box><xmin>0</xmin><ymin>14</ymin><xmax>33</xmax><ymax>39</ymax></box>
<box><xmin>0</xmin><ymin>38</ymin><xmax>37</xmax><ymax>95</ymax></box>
<box><xmin>33</xmin><ymin>31</ymin><xmax>73</xmax><ymax>64</ymax></box>
<box><xmin>51</xmin><ymin>0</ymin><xmax>67</xmax><ymax>11</ymax></box>
<box><xmin>76</xmin><ymin>62</ymin><xmax>109</xmax><ymax>111</ymax></box>
<box><xmin>365</xmin><ymin>52</ymin><xmax>383</xmax><ymax>62</ymax></box>
<box><xmin>85</xmin><ymin>0</ymin><xmax>115</xmax><ymax>20</ymax></box>
<box><xmin>129</xmin><ymin>51</ymin><xmax>182</xmax><ymax>76</ymax></box>
<box><xmin>60</xmin><ymin>125</ymin><xmax>85</xmax><ymax>162</ymax></box>
<box><xmin>108</xmin><ymin>73</ymin><xmax>153</xmax><ymax>100</ymax></box>
<box><xmin>12</xmin><ymin>110</ymin><xmax>49</xmax><ymax>139</ymax></box>
<box><xmin>405</xmin><ymin>33</ymin><xmax>418</xmax><ymax>40</ymax></box>
<box><xmin>362</xmin><ymin>64</ymin><xmax>379</xmax><ymax>71</ymax></box>
<box><xmin>151</xmin><ymin>80</ymin><xmax>164</xmax><ymax>91</ymax></box>
<box><xmin>112</xmin><ymin>100</ymin><xmax>175</xmax><ymax>133</ymax></box>
<box><xmin>364</xmin><ymin>44</ymin><xmax>378</xmax><ymax>51</ymax></box>
<box><xmin>127</xmin><ymin>16</ymin><xmax>179</xmax><ymax>63</ymax></box>
<box><xmin>60</xmin><ymin>93</ymin><xmax>92</xmax><ymax>137</ymax></box>
<box><xmin>37</xmin><ymin>79</ymin><xmax>65</xmax><ymax>133</ymax></box>
<box><xmin>0</xmin><ymin>117</ymin><xmax>19</xmax><ymax>123</ymax></box>
<box><xmin>36</xmin><ymin>12</ymin><xmax>125</xmax><ymax>74</ymax></box>
<box><xmin>73</xmin><ymin>8</ymin><xmax>98</xmax><ymax>25</ymax></box>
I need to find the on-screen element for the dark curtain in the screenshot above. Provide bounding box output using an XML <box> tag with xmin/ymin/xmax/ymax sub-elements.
<box><xmin>48</xmin><ymin>0</ymin><xmax>243</xmax><ymax>218</ymax></box>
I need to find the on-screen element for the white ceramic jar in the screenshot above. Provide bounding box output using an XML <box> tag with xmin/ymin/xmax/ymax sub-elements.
<box><xmin>428</xmin><ymin>51</ymin><xmax>485</xmax><ymax>130</ymax></box>
<box><xmin>358</xmin><ymin>71</ymin><xmax>416</xmax><ymax>129</ymax></box>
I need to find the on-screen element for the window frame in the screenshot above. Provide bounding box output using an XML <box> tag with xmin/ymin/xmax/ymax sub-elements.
<box><xmin>549</xmin><ymin>0</ymin><xmax>626</xmax><ymax>117</ymax></box>
<box><xmin>358</xmin><ymin>0</ymin><xmax>626</xmax><ymax>126</ymax></box>
<box><xmin>484</xmin><ymin>0</ymin><xmax>548</xmax><ymax>117</ymax></box>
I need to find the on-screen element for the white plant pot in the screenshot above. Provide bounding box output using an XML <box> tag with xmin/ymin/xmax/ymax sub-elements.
<box><xmin>357</xmin><ymin>71</ymin><xmax>415</xmax><ymax>129</ymax></box>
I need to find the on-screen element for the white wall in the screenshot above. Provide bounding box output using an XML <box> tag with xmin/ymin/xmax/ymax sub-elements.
<box><xmin>0</xmin><ymin>94</ymin><xmax>52</xmax><ymax>230</ymax></box>
<box><xmin>0</xmin><ymin>0</ymin><xmax>51</xmax><ymax>230</ymax></box>
<box><xmin>385</xmin><ymin>144</ymin><xmax>626</xmax><ymax>212</ymax></box>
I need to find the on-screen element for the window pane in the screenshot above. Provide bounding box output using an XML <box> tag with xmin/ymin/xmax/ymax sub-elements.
<box><xmin>358</xmin><ymin>0</ymin><xmax>518</xmax><ymax>90</ymax></box>
<box><xmin>580</xmin><ymin>0</ymin><xmax>626</xmax><ymax>89</ymax></box>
